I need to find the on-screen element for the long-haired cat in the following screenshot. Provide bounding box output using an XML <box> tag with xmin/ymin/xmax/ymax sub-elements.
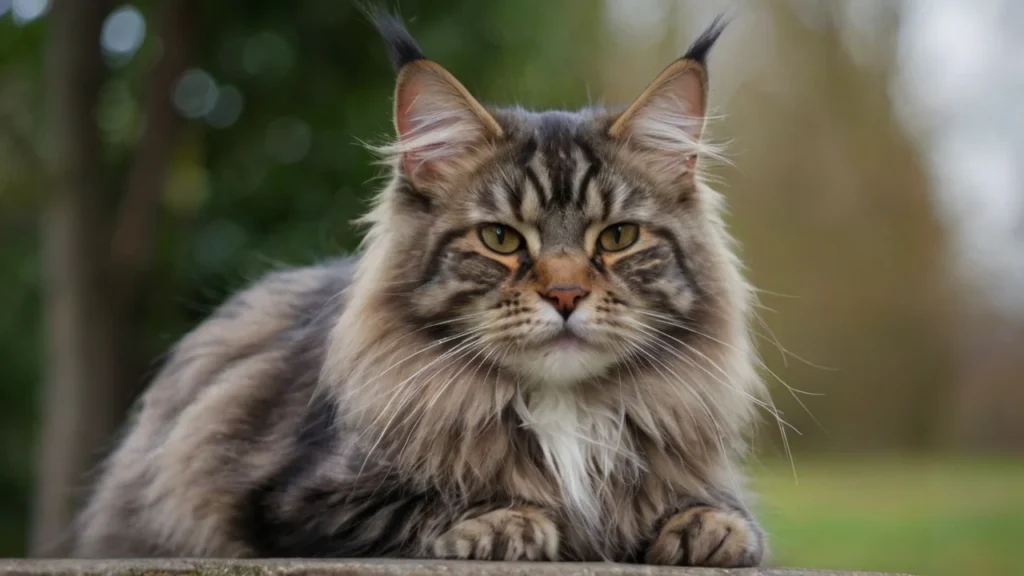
<box><xmin>74</xmin><ymin>11</ymin><xmax>767</xmax><ymax>566</ymax></box>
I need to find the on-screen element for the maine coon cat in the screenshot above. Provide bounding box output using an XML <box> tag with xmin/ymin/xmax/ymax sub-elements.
<box><xmin>75</xmin><ymin>11</ymin><xmax>767</xmax><ymax>566</ymax></box>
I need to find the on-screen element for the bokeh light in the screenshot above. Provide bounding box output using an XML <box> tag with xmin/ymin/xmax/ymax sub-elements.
<box><xmin>164</xmin><ymin>162</ymin><xmax>210</xmax><ymax>215</ymax></box>
<box><xmin>11</xmin><ymin>0</ymin><xmax>47</xmax><ymax>26</ymax></box>
<box><xmin>604</xmin><ymin>0</ymin><xmax>670</xmax><ymax>48</ymax></box>
<box><xmin>242</xmin><ymin>31</ymin><xmax>295</xmax><ymax>79</ymax></box>
<box><xmin>97</xmin><ymin>79</ymin><xmax>139</xmax><ymax>145</ymax></box>
<box><xmin>100</xmin><ymin>5</ymin><xmax>147</xmax><ymax>65</ymax></box>
<box><xmin>205</xmin><ymin>85</ymin><xmax>244</xmax><ymax>130</ymax></box>
<box><xmin>265</xmin><ymin>117</ymin><xmax>311</xmax><ymax>165</ymax></box>
<box><xmin>172</xmin><ymin>68</ymin><xmax>219</xmax><ymax>120</ymax></box>
<box><xmin>194</xmin><ymin>220</ymin><xmax>247</xmax><ymax>272</ymax></box>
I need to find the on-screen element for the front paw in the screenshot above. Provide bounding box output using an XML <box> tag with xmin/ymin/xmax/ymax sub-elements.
<box><xmin>432</xmin><ymin>506</ymin><xmax>559</xmax><ymax>561</ymax></box>
<box><xmin>646</xmin><ymin>506</ymin><xmax>763</xmax><ymax>567</ymax></box>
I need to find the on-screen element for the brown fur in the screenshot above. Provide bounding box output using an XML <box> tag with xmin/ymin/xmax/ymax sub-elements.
<box><xmin>74</xmin><ymin>14</ymin><xmax>768</xmax><ymax>566</ymax></box>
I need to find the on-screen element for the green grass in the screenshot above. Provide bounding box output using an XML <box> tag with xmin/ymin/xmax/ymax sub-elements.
<box><xmin>750</xmin><ymin>457</ymin><xmax>1024</xmax><ymax>575</ymax></box>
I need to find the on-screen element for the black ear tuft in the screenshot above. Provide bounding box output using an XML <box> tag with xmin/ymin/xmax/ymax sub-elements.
<box><xmin>683</xmin><ymin>14</ymin><xmax>730</xmax><ymax>66</ymax></box>
<box><xmin>362</xmin><ymin>5</ymin><xmax>426</xmax><ymax>71</ymax></box>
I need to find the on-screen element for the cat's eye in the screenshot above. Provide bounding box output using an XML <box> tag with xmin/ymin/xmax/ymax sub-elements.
<box><xmin>479</xmin><ymin>224</ymin><xmax>524</xmax><ymax>254</ymax></box>
<box><xmin>598</xmin><ymin>223</ymin><xmax>640</xmax><ymax>252</ymax></box>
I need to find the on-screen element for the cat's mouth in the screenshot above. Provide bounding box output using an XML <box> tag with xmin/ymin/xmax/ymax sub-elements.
<box><xmin>542</xmin><ymin>324</ymin><xmax>601</xmax><ymax>352</ymax></box>
<box><xmin>551</xmin><ymin>330</ymin><xmax>586</xmax><ymax>348</ymax></box>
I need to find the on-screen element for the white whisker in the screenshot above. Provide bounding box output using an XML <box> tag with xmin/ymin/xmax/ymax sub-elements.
<box><xmin>624</xmin><ymin>315</ymin><xmax>801</xmax><ymax>481</ymax></box>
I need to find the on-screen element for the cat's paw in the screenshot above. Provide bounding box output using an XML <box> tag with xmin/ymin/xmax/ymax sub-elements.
<box><xmin>432</xmin><ymin>507</ymin><xmax>559</xmax><ymax>561</ymax></box>
<box><xmin>645</xmin><ymin>506</ymin><xmax>763</xmax><ymax>567</ymax></box>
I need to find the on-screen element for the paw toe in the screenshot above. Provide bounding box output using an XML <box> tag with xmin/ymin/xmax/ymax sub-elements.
<box><xmin>432</xmin><ymin>507</ymin><xmax>559</xmax><ymax>561</ymax></box>
<box><xmin>647</xmin><ymin>506</ymin><xmax>762</xmax><ymax>567</ymax></box>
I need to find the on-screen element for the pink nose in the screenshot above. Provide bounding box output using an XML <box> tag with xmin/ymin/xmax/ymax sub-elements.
<box><xmin>540</xmin><ymin>285</ymin><xmax>590</xmax><ymax>319</ymax></box>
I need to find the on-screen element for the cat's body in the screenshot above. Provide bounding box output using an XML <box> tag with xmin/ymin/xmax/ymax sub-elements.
<box><xmin>75</xmin><ymin>13</ymin><xmax>767</xmax><ymax>566</ymax></box>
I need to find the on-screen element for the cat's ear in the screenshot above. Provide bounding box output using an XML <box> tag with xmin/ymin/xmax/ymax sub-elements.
<box><xmin>367</xmin><ymin>9</ymin><xmax>502</xmax><ymax>188</ymax></box>
<box><xmin>392</xmin><ymin>61</ymin><xmax>503</xmax><ymax>187</ymax></box>
<box><xmin>608</xmin><ymin>16</ymin><xmax>728</xmax><ymax>179</ymax></box>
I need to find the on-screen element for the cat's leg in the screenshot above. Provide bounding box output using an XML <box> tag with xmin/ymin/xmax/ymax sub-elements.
<box><xmin>432</xmin><ymin>506</ymin><xmax>559</xmax><ymax>561</ymax></box>
<box><xmin>644</xmin><ymin>496</ymin><xmax>764</xmax><ymax>567</ymax></box>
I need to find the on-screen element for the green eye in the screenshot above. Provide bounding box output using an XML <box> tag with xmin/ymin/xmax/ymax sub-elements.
<box><xmin>479</xmin><ymin>224</ymin><xmax>524</xmax><ymax>254</ymax></box>
<box><xmin>598</xmin><ymin>223</ymin><xmax>640</xmax><ymax>252</ymax></box>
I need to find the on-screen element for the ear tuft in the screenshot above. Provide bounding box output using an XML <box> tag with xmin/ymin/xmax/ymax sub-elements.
<box><xmin>682</xmin><ymin>13</ymin><xmax>730</xmax><ymax>66</ymax></box>
<box><xmin>364</xmin><ymin>7</ymin><xmax>502</xmax><ymax>189</ymax></box>
<box><xmin>608</xmin><ymin>14</ymin><xmax>729</xmax><ymax>179</ymax></box>
<box><xmin>362</xmin><ymin>5</ymin><xmax>426</xmax><ymax>71</ymax></box>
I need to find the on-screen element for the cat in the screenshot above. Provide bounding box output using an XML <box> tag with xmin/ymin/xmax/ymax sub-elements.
<box><xmin>74</xmin><ymin>10</ymin><xmax>767</xmax><ymax>567</ymax></box>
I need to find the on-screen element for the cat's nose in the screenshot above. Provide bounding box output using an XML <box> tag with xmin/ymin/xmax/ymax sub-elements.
<box><xmin>540</xmin><ymin>285</ymin><xmax>590</xmax><ymax>320</ymax></box>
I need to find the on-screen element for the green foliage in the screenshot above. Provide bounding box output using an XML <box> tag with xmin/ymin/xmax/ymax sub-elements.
<box><xmin>0</xmin><ymin>7</ymin><xmax>48</xmax><ymax>559</ymax></box>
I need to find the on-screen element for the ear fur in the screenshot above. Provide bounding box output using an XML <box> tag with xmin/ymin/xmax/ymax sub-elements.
<box><xmin>609</xmin><ymin>15</ymin><xmax>729</xmax><ymax>178</ymax></box>
<box><xmin>391</xmin><ymin>61</ymin><xmax>502</xmax><ymax>187</ymax></box>
<box><xmin>367</xmin><ymin>8</ymin><xmax>501</xmax><ymax>189</ymax></box>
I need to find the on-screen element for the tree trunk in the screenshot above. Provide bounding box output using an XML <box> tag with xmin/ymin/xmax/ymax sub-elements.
<box><xmin>32</xmin><ymin>0</ymin><xmax>200</xmax><ymax>555</ymax></box>
<box><xmin>108</xmin><ymin>0</ymin><xmax>197</xmax><ymax>418</ymax></box>
<box><xmin>31</xmin><ymin>0</ymin><xmax>113</xmax><ymax>557</ymax></box>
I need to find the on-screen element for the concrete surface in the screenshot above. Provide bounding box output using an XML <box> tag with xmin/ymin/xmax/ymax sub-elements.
<box><xmin>0</xmin><ymin>559</ymin><xmax>914</xmax><ymax>576</ymax></box>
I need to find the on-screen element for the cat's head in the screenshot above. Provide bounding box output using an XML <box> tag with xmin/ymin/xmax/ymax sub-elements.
<box><xmin>361</xmin><ymin>12</ymin><xmax>742</xmax><ymax>388</ymax></box>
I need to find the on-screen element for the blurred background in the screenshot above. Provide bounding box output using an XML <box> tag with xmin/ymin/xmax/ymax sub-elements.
<box><xmin>1</xmin><ymin>0</ymin><xmax>1022</xmax><ymax>573</ymax></box>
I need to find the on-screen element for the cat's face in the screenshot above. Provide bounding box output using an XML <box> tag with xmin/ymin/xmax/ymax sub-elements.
<box><xmin>377</xmin><ymin>40</ymin><xmax>723</xmax><ymax>386</ymax></box>
<box><xmin>400</xmin><ymin>111</ymin><xmax>706</xmax><ymax>385</ymax></box>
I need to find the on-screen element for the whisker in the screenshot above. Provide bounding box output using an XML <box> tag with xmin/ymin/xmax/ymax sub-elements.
<box><xmin>618</xmin><ymin>333</ymin><xmax>718</xmax><ymax>458</ymax></box>
<box><xmin>635</xmin><ymin>310</ymin><xmax>826</xmax><ymax>396</ymax></box>
<box><xmin>351</xmin><ymin>337</ymin><xmax>486</xmax><ymax>487</ymax></box>
<box><xmin>625</xmin><ymin>339</ymin><xmax>738</xmax><ymax>493</ymax></box>
<box><xmin>395</xmin><ymin>342</ymin><xmax>495</xmax><ymax>469</ymax></box>
<box><xmin>346</xmin><ymin>323</ymin><xmax>491</xmax><ymax>396</ymax></box>
<box><xmin>373</xmin><ymin>339</ymin><xmax>486</xmax><ymax>486</ymax></box>
<box><xmin>632</xmin><ymin>329</ymin><xmax>799</xmax><ymax>433</ymax></box>
<box><xmin>354</xmin><ymin>335</ymin><xmax>484</xmax><ymax>465</ymax></box>
<box><xmin>625</xmin><ymin>319</ymin><xmax>801</xmax><ymax>434</ymax></box>
<box><xmin>624</xmin><ymin>317</ymin><xmax>800</xmax><ymax>481</ymax></box>
<box><xmin>750</xmin><ymin>310</ymin><xmax>838</xmax><ymax>373</ymax></box>
<box><xmin>620</xmin><ymin>333</ymin><xmax>756</xmax><ymax>495</ymax></box>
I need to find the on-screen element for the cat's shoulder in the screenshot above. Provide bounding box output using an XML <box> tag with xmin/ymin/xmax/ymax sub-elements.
<box><xmin>138</xmin><ymin>256</ymin><xmax>358</xmax><ymax>422</ymax></box>
<box><xmin>217</xmin><ymin>256</ymin><xmax>359</xmax><ymax>318</ymax></box>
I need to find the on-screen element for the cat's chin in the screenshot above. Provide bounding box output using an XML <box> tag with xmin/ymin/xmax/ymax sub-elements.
<box><xmin>508</xmin><ymin>336</ymin><xmax>617</xmax><ymax>387</ymax></box>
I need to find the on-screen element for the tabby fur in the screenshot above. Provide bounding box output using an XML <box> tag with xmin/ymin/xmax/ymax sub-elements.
<box><xmin>74</xmin><ymin>12</ymin><xmax>767</xmax><ymax>567</ymax></box>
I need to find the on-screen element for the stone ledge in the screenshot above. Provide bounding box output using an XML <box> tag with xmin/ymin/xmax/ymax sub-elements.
<box><xmin>0</xmin><ymin>560</ymin><xmax>913</xmax><ymax>576</ymax></box>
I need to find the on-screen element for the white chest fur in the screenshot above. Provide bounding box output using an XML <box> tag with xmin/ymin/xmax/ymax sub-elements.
<box><xmin>515</xmin><ymin>385</ymin><xmax>635</xmax><ymax>534</ymax></box>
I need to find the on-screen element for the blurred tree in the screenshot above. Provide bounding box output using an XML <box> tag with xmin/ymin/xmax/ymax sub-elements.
<box><xmin>32</xmin><ymin>0</ymin><xmax>114</xmax><ymax>556</ymax></box>
<box><xmin>719</xmin><ymin>3</ymin><xmax>954</xmax><ymax>453</ymax></box>
<box><xmin>0</xmin><ymin>1</ymin><xmax>48</xmax><ymax>557</ymax></box>
<box><xmin>108</xmin><ymin>0</ymin><xmax>198</xmax><ymax>420</ymax></box>
<box><xmin>948</xmin><ymin>308</ymin><xmax>1024</xmax><ymax>452</ymax></box>
<box><xmin>33</xmin><ymin>0</ymin><xmax>198</xmax><ymax>555</ymax></box>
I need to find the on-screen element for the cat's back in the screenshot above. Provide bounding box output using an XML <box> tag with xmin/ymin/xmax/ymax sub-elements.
<box><xmin>74</xmin><ymin>257</ymin><xmax>357</xmax><ymax>557</ymax></box>
<box><xmin>140</xmin><ymin>257</ymin><xmax>356</xmax><ymax>428</ymax></box>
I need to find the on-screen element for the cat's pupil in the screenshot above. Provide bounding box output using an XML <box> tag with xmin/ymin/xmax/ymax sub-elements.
<box><xmin>495</xmin><ymin>225</ymin><xmax>505</xmax><ymax>245</ymax></box>
<box><xmin>613</xmin><ymin>226</ymin><xmax>622</xmax><ymax>244</ymax></box>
